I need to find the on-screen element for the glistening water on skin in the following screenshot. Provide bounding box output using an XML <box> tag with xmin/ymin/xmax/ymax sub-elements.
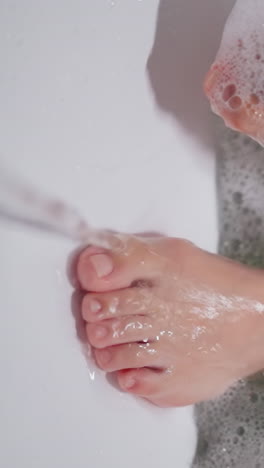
<box><xmin>76</xmin><ymin>225</ymin><xmax>264</xmax><ymax>412</ymax></box>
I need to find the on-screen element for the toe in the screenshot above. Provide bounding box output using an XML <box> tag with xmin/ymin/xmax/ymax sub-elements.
<box><xmin>117</xmin><ymin>368</ymin><xmax>164</xmax><ymax>397</ymax></box>
<box><xmin>82</xmin><ymin>287</ymin><xmax>155</xmax><ymax>323</ymax></box>
<box><xmin>86</xmin><ymin>315</ymin><xmax>157</xmax><ymax>349</ymax></box>
<box><xmin>94</xmin><ymin>342</ymin><xmax>164</xmax><ymax>372</ymax></box>
<box><xmin>77</xmin><ymin>236</ymin><xmax>160</xmax><ymax>293</ymax></box>
<box><xmin>117</xmin><ymin>369</ymin><xmax>184</xmax><ymax>407</ymax></box>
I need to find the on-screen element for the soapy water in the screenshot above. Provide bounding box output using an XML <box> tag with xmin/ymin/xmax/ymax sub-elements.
<box><xmin>192</xmin><ymin>120</ymin><xmax>264</xmax><ymax>468</ymax></box>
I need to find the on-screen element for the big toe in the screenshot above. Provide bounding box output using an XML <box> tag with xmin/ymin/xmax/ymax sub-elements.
<box><xmin>77</xmin><ymin>235</ymin><xmax>162</xmax><ymax>292</ymax></box>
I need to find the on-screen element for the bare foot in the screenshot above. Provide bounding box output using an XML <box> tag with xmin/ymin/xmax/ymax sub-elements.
<box><xmin>76</xmin><ymin>234</ymin><xmax>264</xmax><ymax>407</ymax></box>
<box><xmin>204</xmin><ymin>0</ymin><xmax>264</xmax><ymax>146</ymax></box>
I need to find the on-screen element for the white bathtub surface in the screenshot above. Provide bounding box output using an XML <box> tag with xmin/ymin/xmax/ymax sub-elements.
<box><xmin>0</xmin><ymin>1</ymin><xmax>223</xmax><ymax>467</ymax></box>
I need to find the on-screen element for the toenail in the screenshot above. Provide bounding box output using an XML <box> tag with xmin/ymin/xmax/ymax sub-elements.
<box><xmin>124</xmin><ymin>376</ymin><xmax>136</xmax><ymax>389</ymax></box>
<box><xmin>90</xmin><ymin>299</ymin><xmax>102</xmax><ymax>313</ymax></box>
<box><xmin>89</xmin><ymin>254</ymin><xmax>113</xmax><ymax>278</ymax></box>
<box><xmin>99</xmin><ymin>349</ymin><xmax>111</xmax><ymax>365</ymax></box>
<box><xmin>95</xmin><ymin>326</ymin><xmax>108</xmax><ymax>339</ymax></box>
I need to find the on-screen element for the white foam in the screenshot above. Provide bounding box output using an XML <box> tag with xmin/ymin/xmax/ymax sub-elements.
<box><xmin>214</xmin><ymin>0</ymin><xmax>264</xmax><ymax>97</ymax></box>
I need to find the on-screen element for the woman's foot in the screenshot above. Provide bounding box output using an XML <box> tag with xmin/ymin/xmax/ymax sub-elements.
<box><xmin>76</xmin><ymin>234</ymin><xmax>264</xmax><ymax>407</ymax></box>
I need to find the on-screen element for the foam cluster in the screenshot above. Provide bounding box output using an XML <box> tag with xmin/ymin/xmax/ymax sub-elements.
<box><xmin>192</xmin><ymin>120</ymin><xmax>264</xmax><ymax>467</ymax></box>
<box><xmin>205</xmin><ymin>0</ymin><xmax>264</xmax><ymax>146</ymax></box>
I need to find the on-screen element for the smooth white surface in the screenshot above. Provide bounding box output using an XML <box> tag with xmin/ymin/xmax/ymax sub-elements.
<box><xmin>0</xmin><ymin>1</ymin><xmax>232</xmax><ymax>467</ymax></box>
